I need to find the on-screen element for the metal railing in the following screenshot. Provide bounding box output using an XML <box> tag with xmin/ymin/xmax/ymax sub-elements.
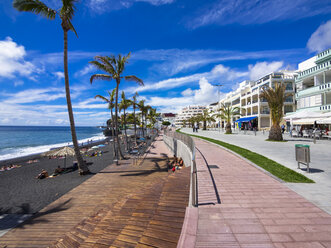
<box><xmin>164</xmin><ymin>129</ymin><xmax>198</xmax><ymax>207</ymax></box>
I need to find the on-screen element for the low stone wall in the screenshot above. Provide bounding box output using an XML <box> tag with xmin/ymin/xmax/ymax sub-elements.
<box><xmin>163</xmin><ymin>135</ymin><xmax>193</xmax><ymax>167</ymax></box>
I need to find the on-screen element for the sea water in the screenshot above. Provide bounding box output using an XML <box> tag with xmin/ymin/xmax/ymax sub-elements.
<box><xmin>0</xmin><ymin>126</ymin><xmax>105</xmax><ymax>161</ymax></box>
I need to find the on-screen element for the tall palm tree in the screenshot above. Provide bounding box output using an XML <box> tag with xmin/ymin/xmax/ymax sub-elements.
<box><xmin>259</xmin><ymin>82</ymin><xmax>286</xmax><ymax>141</ymax></box>
<box><xmin>197</xmin><ymin>109</ymin><xmax>216</xmax><ymax>130</ymax></box>
<box><xmin>130</xmin><ymin>92</ymin><xmax>139</xmax><ymax>145</ymax></box>
<box><xmin>13</xmin><ymin>0</ymin><xmax>90</xmax><ymax>174</ymax></box>
<box><xmin>138</xmin><ymin>100</ymin><xmax>151</xmax><ymax>137</ymax></box>
<box><xmin>119</xmin><ymin>91</ymin><xmax>132</xmax><ymax>150</ymax></box>
<box><xmin>95</xmin><ymin>89</ymin><xmax>117</xmax><ymax>159</ymax></box>
<box><xmin>214</xmin><ymin>103</ymin><xmax>240</xmax><ymax>134</ymax></box>
<box><xmin>89</xmin><ymin>53</ymin><xmax>143</xmax><ymax>161</ymax></box>
<box><xmin>146</xmin><ymin>108</ymin><xmax>158</xmax><ymax>128</ymax></box>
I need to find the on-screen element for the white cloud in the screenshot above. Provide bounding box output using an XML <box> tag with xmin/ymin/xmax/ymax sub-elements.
<box><xmin>146</xmin><ymin>77</ymin><xmax>219</xmax><ymax>113</ymax></box>
<box><xmin>248</xmin><ymin>61</ymin><xmax>284</xmax><ymax>80</ymax></box>
<box><xmin>87</xmin><ymin>0</ymin><xmax>174</xmax><ymax>13</ymax></box>
<box><xmin>2</xmin><ymin>88</ymin><xmax>65</xmax><ymax>104</ymax></box>
<box><xmin>133</xmin><ymin>48</ymin><xmax>302</xmax><ymax>77</ymax></box>
<box><xmin>74</xmin><ymin>64</ymin><xmax>95</xmax><ymax>77</ymax></box>
<box><xmin>126</xmin><ymin>63</ymin><xmax>249</xmax><ymax>94</ymax></box>
<box><xmin>53</xmin><ymin>71</ymin><xmax>64</xmax><ymax>79</ymax></box>
<box><xmin>14</xmin><ymin>80</ymin><xmax>24</xmax><ymax>87</ymax></box>
<box><xmin>307</xmin><ymin>20</ymin><xmax>331</xmax><ymax>53</ymax></box>
<box><xmin>188</xmin><ymin>0</ymin><xmax>331</xmax><ymax>29</ymax></box>
<box><xmin>0</xmin><ymin>37</ymin><xmax>36</xmax><ymax>78</ymax></box>
<box><xmin>181</xmin><ymin>88</ymin><xmax>193</xmax><ymax>96</ymax></box>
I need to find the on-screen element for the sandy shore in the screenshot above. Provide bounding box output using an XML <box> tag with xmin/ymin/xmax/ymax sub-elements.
<box><xmin>0</xmin><ymin>134</ymin><xmax>156</xmax><ymax>214</ymax></box>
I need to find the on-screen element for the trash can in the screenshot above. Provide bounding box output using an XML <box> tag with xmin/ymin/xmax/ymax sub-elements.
<box><xmin>295</xmin><ymin>144</ymin><xmax>310</xmax><ymax>172</ymax></box>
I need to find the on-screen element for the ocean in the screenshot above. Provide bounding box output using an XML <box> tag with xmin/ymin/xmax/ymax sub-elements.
<box><xmin>0</xmin><ymin>126</ymin><xmax>105</xmax><ymax>161</ymax></box>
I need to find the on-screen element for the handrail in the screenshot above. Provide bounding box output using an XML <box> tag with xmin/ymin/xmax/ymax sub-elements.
<box><xmin>164</xmin><ymin>129</ymin><xmax>198</xmax><ymax>207</ymax></box>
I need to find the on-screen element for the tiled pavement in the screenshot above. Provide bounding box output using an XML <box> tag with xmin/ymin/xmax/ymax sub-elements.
<box><xmin>186</xmin><ymin>138</ymin><xmax>331</xmax><ymax>248</ymax></box>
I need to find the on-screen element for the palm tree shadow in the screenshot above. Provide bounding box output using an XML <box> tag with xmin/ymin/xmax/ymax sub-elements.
<box><xmin>0</xmin><ymin>199</ymin><xmax>72</xmax><ymax>231</ymax></box>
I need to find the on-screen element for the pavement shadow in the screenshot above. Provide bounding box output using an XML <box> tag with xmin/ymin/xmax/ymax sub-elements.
<box><xmin>300</xmin><ymin>168</ymin><xmax>324</xmax><ymax>173</ymax></box>
<box><xmin>0</xmin><ymin>198</ymin><xmax>72</xmax><ymax>230</ymax></box>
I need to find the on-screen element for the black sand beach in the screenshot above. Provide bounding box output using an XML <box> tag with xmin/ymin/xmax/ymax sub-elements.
<box><xmin>0</xmin><ymin>140</ymin><xmax>115</xmax><ymax>214</ymax></box>
<box><xmin>0</xmin><ymin>134</ymin><xmax>156</xmax><ymax>215</ymax></box>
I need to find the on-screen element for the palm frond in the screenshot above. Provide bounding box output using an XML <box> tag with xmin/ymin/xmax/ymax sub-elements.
<box><xmin>90</xmin><ymin>74</ymin><xmax>112</xmax><ymax>84</ymax></box>
<box><xmin>13</xmin><ymin>0</ymin><xmax>56</xmax><ymax>19</ymax></box>
<box><xmin>89</xmin><ymin>60</ymin><xmax>111</xmax><ymax>74</ymax></box>
<box><xmin>61</xmin><ymin>0</ymin><xmax>77</xmax><ymax>19</ymax></box>
<box><xmin>124</xmin><ymin>75</ymin><xmax>144</xmax><ymax>86</ymax></box>
<box><xmin>67</xmin><ymin>19</ymin><xmax>77</xmax><ymax>37</ymax></box>
<box><xmin>94</xmin><ymin>95</ymin><xmax>109</xmax><ymax>103</ymax></box>
<box><xmin>95</xmin><ymin>56</ymin><xmax>116</xmax><ymax>74</ymax></box>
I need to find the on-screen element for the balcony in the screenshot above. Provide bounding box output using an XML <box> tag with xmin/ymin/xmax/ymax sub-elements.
<box><xmin>316</xmin><ymin>48</ymin><xmax>331</xmax><ymax>63</ymax></box>
<box><xmin>298</xmin><ymin>103</ymin><xmax>331</xmax><ymax>112</ymax></box>
<box><xmin>297</xmin><ymin>60</ymin><xmax>331</xmax><ymax>81</ymax></box>
<box><xmin>296</xmin><ymin>82</ymin><xmax>331</xmax><ymax>99</ymax></box>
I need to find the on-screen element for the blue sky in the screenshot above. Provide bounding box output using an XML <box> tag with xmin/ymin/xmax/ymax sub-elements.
<box><xmin>0</xmin><ymin>0</ymin><xmax>331</xmax><ymax>126</ymax></box>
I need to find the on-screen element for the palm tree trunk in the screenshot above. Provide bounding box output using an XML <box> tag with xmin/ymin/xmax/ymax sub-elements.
<box><xmin>123</xmin><ymin>109</ymin><xmax>128</xmax><ymax>151</ymax></box>
<box><xmin>63</xmin><ymin>29</ymin><xmax>89</xmax><ymax>175</ymax></box>
<box><xmin>115</xmin><ymin>80</ymin><xmax>125</xmax><ymax>159</ymax></box>
<box><xmin>133</xmin><ymin>103</ymin><xmax>137</xmax><ymax>145</ymax></box>
<box><xmin>269</xmin><ymin>124</ymin><xmax>283</xmax><ymax>141</ymax></box>
<box><xmin>110</xmin><ymin>108</ymin><xmax>117</xmax><ymax>161</ymax></box>
<box><xmin>141</xmin><ymin>113</ymin><xmax>144</xmax><ymax>137</ymax></box>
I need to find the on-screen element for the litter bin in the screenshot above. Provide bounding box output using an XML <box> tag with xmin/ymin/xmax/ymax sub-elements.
<box><xmin>295</xmin><ymin>144</ymin><xmax>310</xmax><ymax>172</ymax></box>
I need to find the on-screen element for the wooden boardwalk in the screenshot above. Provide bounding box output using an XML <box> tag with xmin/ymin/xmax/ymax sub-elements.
<box><xmin>0</xmin><ymin>135</ymin><xmax>190</xmax><ymax>248</ymax></box>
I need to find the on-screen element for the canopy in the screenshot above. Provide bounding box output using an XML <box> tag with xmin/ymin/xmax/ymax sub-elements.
<box><xmin>317</xmin><ymin>117</ymin><xmax>331</xmax><ymax>124</ymax></box>
<box><xmin>292</xmin><ymin>118</ymin><xmax>324</xmax><ymax>125</ymax></box>
<box><xmin>235</xmin><ymin>116</ymin><xmax>257</xmax><ymax>123</ymax></box>
<box><xmin>284</xmin><ymin>110</ymin><xmax>331</xmax><ymax>120</ymax></box>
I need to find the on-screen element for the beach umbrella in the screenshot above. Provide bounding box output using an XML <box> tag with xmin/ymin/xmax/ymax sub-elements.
<box><xmin>42</xmin><ymin>146</ymin><xmax>76</xmax><ymax>168</ymax></box>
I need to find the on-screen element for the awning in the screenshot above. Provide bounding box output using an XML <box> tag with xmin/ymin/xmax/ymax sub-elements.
<box><xmin>317</xmin><ymin>117</ymin><xmax>331</xmax><ymax>124</ymax></box>
<box><xmin>235</xmin><ymin>116</ymin><xmax>257</xmax><ymax>122</ymax></box>
<box><xmin>292</xmin><ymin>118</ymin><xmax>323</xmax><ymax>125</ymax></box>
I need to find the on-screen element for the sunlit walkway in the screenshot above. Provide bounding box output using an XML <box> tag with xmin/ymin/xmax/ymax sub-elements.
<box><xmin>179</xmin><ymin>137</ymin><xmax>331</xmax><ymax>248</ymax></box>
<box><xmin>0</xmin><ymin>134</ymin><xmax>190</xmax><ymax>248</ymax></box>
<box><xmin>181</xmin><ymin>128</ymin><xmax>331</xmax><ymax>215</ymax></box>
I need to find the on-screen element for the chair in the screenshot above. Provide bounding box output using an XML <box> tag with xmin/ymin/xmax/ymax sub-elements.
<box><xmin>302</xmin><ymin>130</ymin><xmax>310</xmax><ymax>138</ymax></box>
<box><xmin>292</xmin><ymin>130</ymin><xmax>298</xmax><ymax>137</ymax></box>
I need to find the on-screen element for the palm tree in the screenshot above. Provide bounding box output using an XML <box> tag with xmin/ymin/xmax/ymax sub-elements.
<box><xmin>138</xmin><ymin>100</ymin><xmax>151</xmax><ymax>137</ymax></box>
<box><xmin>89</xmin><ymin>53</ymin><xmax>143</xmax><ymax>161</ymax></box>
<box><xmin>259</xmin><ymin>82</ymin><xmax>286</xmax><ymax>141</ymax></box>
<box><xmin>119</xmin><ymin>91</ymin><xmax>132</xmax><ymax>150</ymax></box>
<box><xmin>130</xmin><ymin>92</ymin><xmax>139</xmax><ymax>145</ymax></box>
<box><xmin>95</xmin><ymin>89</ymin><xmax>117</xmax><ymax>159</ymax></box>
<box><xmin>13</xmin><ymin>0</ymin><xmax>90</xmax><ymax>174</ymax></box>
<box><xmin>197</xmin><ymin>109</ymin><xmax>216</xmax><ymax>130</ymax></box>
<box><xmin>147</xmin><ymin>108</ymin><xmax>158</xmax><ymax>128</ymax></box>
<box><xmin>215</xmin><ymin>103</ymin><xmax>240</xmax><ymax>134</ymax></box>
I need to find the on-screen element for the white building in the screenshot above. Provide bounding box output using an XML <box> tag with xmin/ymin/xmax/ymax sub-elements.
<box><xmin>285</xmin><ymin>48</ymin><xmax>331</xmax><ymax>126</ymax></box>
<box><xmin>174</xmin><ymin>106</ymin><xmax>207</xmax><ymax>127</ymax></box>
<box><xmin>214</xmin><ymin>72</ymin><xmax>296</xmax><ymax>130</ymax></box>
<box><xmin>161</xmin><ymin>113</ymin><xmax>177</xmax><ymax>126</ymax></box>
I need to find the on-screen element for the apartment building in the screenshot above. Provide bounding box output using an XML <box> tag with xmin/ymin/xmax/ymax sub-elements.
<box><xmin>174</xmin><ymin>106</ymin><xmax>206</xmax><ymax>127</ymax></box>
<box><xmin>213</xmin><ymin>72</ymin><xmax>296</xmax><ymax>130</ymax></box>
<box><xmin>161</xmin><ymin>113</ymin><xmax>177</xmax><ymax>126</ymax></box>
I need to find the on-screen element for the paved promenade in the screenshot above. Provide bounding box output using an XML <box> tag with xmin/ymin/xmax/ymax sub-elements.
<box><xmin>181</xmin><ymin>128</ymin><xmax>331</xmax><ymax>215</ymax></box>
<box><xmin>180</xmin><ymin>137</ymin><xmax>331</xmax><ymax>248</ymax></box>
